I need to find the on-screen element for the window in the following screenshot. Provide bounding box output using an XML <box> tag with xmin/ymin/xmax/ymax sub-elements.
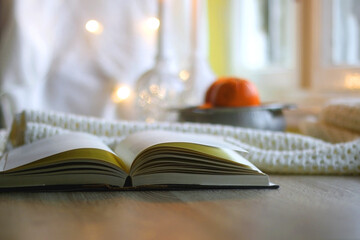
<box><xmin>309</xmin><ymin>0</ymin><xmax>360</xmax><ymax>91</ymax></box>
<box><xmin>208</xmin><ymin>0</ymin><xmax>299</xmax><ymax>101</ymax></box>
<box><xmin>324</xmin><ymin>0</ymin><xmax>360</xmax><ymax>66</ymax></box>
<box><xmin>208</xmin><ymin>0</ymin><xmax>360</xmax><ymax>101</ymax></box>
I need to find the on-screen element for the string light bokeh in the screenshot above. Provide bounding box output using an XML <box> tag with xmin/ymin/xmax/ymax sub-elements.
<box><xmin>83</xmin><ymin>16</ymin><xmax>196</xmax><ymax>114</ymax></box>
<box><xmin>145</xmin><ymin>17</ymin><xmax>160</xmax><ymax>31</ymax></box>
<box><xmin>85</xmin><ymin>20</ymin><xmax>103</xmax><ymax>34</ymax></box>
<box><xmin>111</xmin><ymin>86</ymin><xmax>132</xmax><ymax>103</ymax></box>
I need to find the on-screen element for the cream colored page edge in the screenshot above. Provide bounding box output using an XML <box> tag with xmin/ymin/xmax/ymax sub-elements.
<box><xmin>114</xmin><ymin>130</ymin><xmax>248</xmax><ymax>169</ymax></box>
<box><xmin>1</xmin><ymin>132</ymin><xmax>115</xmax><ymax>172</ymax></box>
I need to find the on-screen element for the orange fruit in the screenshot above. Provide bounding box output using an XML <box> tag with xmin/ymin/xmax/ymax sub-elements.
<box><xmin>204</xmin><ymin>77</ymin><xmax>260</xmax><ymax>107</ymax></box>
<box><xmin>198</xmin><ymin>103</ymin><xmax>213</xmax><ymax>109</ymax></box>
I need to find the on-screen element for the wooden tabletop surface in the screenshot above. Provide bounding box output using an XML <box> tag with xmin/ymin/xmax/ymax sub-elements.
<box><xmin>0</xmin><ymin>175</ymin><xmax>359</xmax><ymax>240</ymax></box>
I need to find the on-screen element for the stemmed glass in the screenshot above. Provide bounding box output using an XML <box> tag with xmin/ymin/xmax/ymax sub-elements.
<box><xmin>183</xmin><ymin>0</ymin><xmax>215</xmax><ymax>106</ymax></box>
<box><xmin>135</xmin><ymin>0</ymin><xmax>184</xmax><ymax>122</ymax></box>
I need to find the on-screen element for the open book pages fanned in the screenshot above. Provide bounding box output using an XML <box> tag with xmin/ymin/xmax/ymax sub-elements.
<box><xmin>0</xmin><ymin>130</ymin><xmax>278</xmax><ymax>190</ymax></box>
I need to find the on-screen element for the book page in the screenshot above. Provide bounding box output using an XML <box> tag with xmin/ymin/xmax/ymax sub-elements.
<box><xmin>114</xmin><ymin>130</ymin><xmax>248</xmax><ymax>171</ymax></box>
<box><xmin>0</xmin><ymin>132</ymin><xmax>123</xmax><ymax>172</ymax></box>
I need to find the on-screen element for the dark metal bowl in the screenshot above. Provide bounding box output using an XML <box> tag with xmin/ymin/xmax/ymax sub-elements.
<box><xmin>177</xmin><ymin>103</ymin><xmax>295</xmax><ymax>131</ymax></box>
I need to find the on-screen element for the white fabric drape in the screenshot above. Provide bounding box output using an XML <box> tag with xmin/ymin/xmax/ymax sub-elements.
<box><xmin>0</xmin><ymin>0</ymin><xmax>211</xmax><ymax>126</ymax></box>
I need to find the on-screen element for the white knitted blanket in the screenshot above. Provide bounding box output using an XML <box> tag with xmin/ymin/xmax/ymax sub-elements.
<box><xmin>4</xmin><ymin>109</ymin><xmax>360</xmax><ymax>175</ymax></box>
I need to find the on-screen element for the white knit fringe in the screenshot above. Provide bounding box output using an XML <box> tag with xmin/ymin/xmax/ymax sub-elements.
<box><xmin>6</xmin><ymin>109</ymin><xmax>360</xmax><ymax>175</ymax></box>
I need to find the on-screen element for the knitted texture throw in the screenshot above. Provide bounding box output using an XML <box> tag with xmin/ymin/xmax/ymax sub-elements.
<box><xmin>300</xmin><ymin>98</ymin><xmax>360</xmax><ymax>143</ymax></box>
<box><xmin>4</xmin><ymin>109</ymin><xmax>360</xmax><ymax>175</ymax></box>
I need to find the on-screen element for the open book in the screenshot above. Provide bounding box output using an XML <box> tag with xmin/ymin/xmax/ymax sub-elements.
<box><xmin>0</xmin><ymin>130</ymin><xmax>278</xmax><ymax>190</ymax></box>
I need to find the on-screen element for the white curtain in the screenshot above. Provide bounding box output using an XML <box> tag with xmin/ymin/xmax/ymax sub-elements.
<box><xmin>0</xmin><ymin>0</ymin><xmax>211</xmax><ymax>126</ymax></box>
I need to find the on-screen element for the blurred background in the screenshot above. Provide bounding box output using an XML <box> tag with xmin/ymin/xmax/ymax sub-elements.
<box><xmin>0</xmin><ymin>0</ymin><xmax>359</xmax><ymax>127</ymax></box>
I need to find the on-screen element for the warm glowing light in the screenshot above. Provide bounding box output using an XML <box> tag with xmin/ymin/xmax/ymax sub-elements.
<box><xmin>85</xmin><ymin>20</ymin><xmax>103</xmax><ymax>34</ymax></box>
<box><xmin>146</xmin><ymin>117</ymin><xmax>155</xmax><ymax>123</ymax></box>
<box><xmin>112</xmin><ymin>86</ymin><xmax>131</xmax><ymax>103</ymax></box>
<box><xmin>144</xmin><ymin>17</ymin><xmax>160</xmax><ymax>32</ymax></box>
<box><xmin>139</xmin><ymin>17</ymin><xmax>160</xmax><ymax>43</ymax></box>
<box><xmin>179</xmin><ymin>70</ymin><xmax>190</xmax><ymax>81</ymax></box>
<box><xmin>345</xmin><ymin>73</ymin><xmax>360</xmax><ymax>89</ymax></box>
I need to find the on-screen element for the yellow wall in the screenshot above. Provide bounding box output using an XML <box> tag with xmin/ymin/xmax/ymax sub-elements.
<box><xmin>207</xmin><ymin>0</ymin><xmax>229</xmax><ymax>77</ymax></box>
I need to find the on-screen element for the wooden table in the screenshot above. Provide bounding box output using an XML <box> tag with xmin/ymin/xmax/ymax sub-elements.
<box><xmin>0</xmin><ymin>176</ymin><xmax>359</xmax><ymax>240</ymax></box>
